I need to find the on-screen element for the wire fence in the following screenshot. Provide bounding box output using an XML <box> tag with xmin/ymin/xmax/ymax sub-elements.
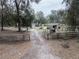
<box><xmin>43</xmin><ymin>26</ymin><xmax>79</xmax><ymax>40</ymax></box>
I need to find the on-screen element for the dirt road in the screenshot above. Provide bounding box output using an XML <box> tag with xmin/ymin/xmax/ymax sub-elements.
<box><xmin>0</xmin><ymin>29</ymin><xmax>61</xmax><ymax>59</ymax></box>
<box><xmin>21</xmin><ymin>29</ymin><xmax>61</xmax><ymax>59</ymax></box>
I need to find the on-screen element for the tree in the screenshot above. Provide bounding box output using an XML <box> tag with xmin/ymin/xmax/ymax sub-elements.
<box><xmin>21</xmin><ymin>8</ymin><xmax>35</xmax><ymax>28</ymax></box>
<box><xmin>35</xmin><ymin>11</ymin><xmax>47</xmax><ymax>25</ymax></box>
<box><xmin>47</xmin><ymin>14</ymin><xmax>54</xmax><ymax>23</ymax></box>
<box><xmin>0</xmin><ymin>0</ymin><xmax>7</xmax><ymax>31</ymax></box>
<box><xmin>47</xmin><ymin>10</ymin><xmax>65</xmax><ymax>23</ymax></box>
<box><xmin>0</xmin><ymin>0</ymin><xmax>16</xmax><ymax>30</ymax></box>
<box><xmin>0</xmin><ymin>0</ymin><xmax>41</xmax><ymax>32</ymax></box>
<box><xmin>57</xmin><ymin>10</ymin><xmax>67</xmax><ymax>23</ymax></box>
<box><xmin>14</xmin><ymin>0</ymin><xmax>41</xmax><ymax>32</ymax></box>
<box><xmin>63</xmin><ymin>0</ymin><xmax>79</xmax><ymax>31</ymax></box>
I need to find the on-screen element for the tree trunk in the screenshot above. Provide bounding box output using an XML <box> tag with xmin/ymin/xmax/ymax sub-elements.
<box><xmin>27</xmin><ymin>27</ymin><xmax>28</xmax><ymax>31</ymax></box>
<box><xmin>18</xmin><ymin>18</ymin><xmax>21</xmax><ymax>32</ymax></box>
<box><xmin>1</xmin><ymin>15</ymin><xmax>4</xmax><ymax>31</ymax></box>
<box><xmin>15</xmin><ymin>0</ymin><xmax>21</xmax><ymax>32</ymax></box>
<box><xmin>1</xmin><ymin>5</ymin><xmax>4</xmax><ymax>31</ymax></box>
<box><xmin>17</xmin><ymin>6</ymin><xmax>21</xmax><ymax>32</ymax></box>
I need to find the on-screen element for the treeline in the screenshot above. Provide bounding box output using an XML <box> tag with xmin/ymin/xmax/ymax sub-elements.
<box><xmin>63</xmin><ymin>0</ymin><xmax>79</xmax><ymax>31</ymax></box>
<box><xmin>0</xmin><ymin>0</ymin><xmax>41</xmax><ymax>32</ymax></box>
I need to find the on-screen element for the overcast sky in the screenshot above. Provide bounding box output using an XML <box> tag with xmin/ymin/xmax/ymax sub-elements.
<box><xmin>31</xmin><ymin>0</ymin><xmax>66</xmax><ymax>16</ymax></box>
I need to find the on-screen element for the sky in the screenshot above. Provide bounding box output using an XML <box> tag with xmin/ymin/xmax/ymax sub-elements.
<box><xmin>31</xmin><ymin>0</ymin><xmax>66</xmax><ymax>16</ymax></box>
